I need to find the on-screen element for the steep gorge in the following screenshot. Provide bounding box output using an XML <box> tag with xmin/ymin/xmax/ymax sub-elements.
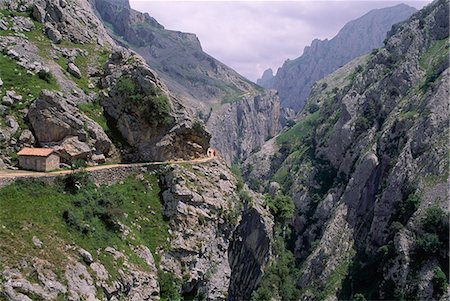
<box><xmin>247</xmin><ymin>0</ymin><xmax>449</xmax><ymax>299</ymax></box>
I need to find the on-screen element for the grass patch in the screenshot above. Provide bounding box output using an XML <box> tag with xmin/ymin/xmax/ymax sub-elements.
<box><xmin>419</xmin><ymin>38</ymin><xmax>449</xmax><ymax>71</ymax></box>
<box><xmin>78</xmin><ymin>101</ymin><xmax>108</xmax><ymax>131</ymax></box>
<box><xmin>0</xmin><ymin>53</ymin><xmax>59</xmax><ymax>108</ymax></box>
<box><xmin>276</xmin><ymin>111</ymin><xmax>320</xmax><ymax>146</ymax></box>
<box><xmin>0</xmin><ymin>173</ymin><xmax>169</xmax><ymax>279</ymax></box>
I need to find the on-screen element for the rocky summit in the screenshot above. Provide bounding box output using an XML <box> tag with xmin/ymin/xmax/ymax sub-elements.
<box><xmin>258</xmin><ymin>3</ymin><xmax>418</xmax><ymax>111</ymax></box>
<box><xmin>0</xmin><ymin>0</ymin><xmax>448</xmax><ymax>300</ymax></box>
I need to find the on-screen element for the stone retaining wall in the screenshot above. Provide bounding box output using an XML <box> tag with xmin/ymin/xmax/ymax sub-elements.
<box><xmin>0</xmin><ymin>164</ymin><xmax>164</xmax><ymax>188</ymax></box>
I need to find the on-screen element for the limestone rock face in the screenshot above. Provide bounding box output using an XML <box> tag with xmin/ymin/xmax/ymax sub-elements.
<box><xmin>258</xmin><ymin>4</ymin><xmax>417</xmax><ymax>111</ymax></box>
<box><xmin>159</xmin><ymin>160</ymin><xmax>273</xmax><ymax>300</ymax></box>
<box><xmin>247</xmin><ymin>1</ymin><xmax>449</xmax><ymax>299</ymax></box>
<box><xmin>227</xmin><ymin>205</ymin><xmax>273</xmax><ymax>301</ymax></box>
<box><xmin>101</xmin><ymin>48</ymin><xmax>211</xmax><ymax>162</ymax></box>
<box><xmin>28</xmin><ymin>90</ymin><xmax>112</xmax><ymax>162</ymax></box>
<box><xmin>207</xmin><ymin>90</ymin><xmax>281</xmax><ymax>163</ymax></box>
<box><xmin>256</xmin><ymin>68</ymin><xmax>275</xmax><ymax>88</ymax></box>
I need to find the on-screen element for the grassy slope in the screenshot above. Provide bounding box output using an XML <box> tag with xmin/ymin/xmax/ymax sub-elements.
<box><xmin>0</xmin><ymin>172</ymin><xmax>169</xmax><ymax>288</ymax></box>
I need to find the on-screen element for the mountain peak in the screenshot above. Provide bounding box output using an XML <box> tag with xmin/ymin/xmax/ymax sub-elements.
<box><xmin>259</xmin><ymin>3</ymin><xmax>418</xmax><ymax>111</ymax></box>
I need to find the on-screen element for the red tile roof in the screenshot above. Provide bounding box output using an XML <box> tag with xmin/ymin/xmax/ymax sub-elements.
<box><xmin>17</xmin><ymin>148</ymin><xmax>55</xmax><ymax>157</ymax></box>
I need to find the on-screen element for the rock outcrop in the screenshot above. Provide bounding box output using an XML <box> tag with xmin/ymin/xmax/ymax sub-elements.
<box><xmin>247</xmin><ymin>0</ymin><xmax>449</xmax><ymax>299</ymax></box>
<box><xmin>159</xmin><ymin>161</ymin><xmax>272</xmax><ymax>300</ymax></box>
<box><xmin>258</xmin><ymin>4</ymin><xmax>417</xmax><ymax>111</ymax></box>
<box><xmin>0</xmin><ymin>0</ymin><xmax>212</xmax><ymax>166</ymax></box>
<box><xmin>92</xmin><ymin>0</ymin><xmax>282</xmax><ymax>163</ymax></box>
<box><xmin>28</xmin><ymin>90</ymin><xmax>112</xmax><ymax>161</ymax></box>
<box><xmin>207</xmin><ymin>90</ymin><xmax>281</xmax><ymax>163</ymax></box>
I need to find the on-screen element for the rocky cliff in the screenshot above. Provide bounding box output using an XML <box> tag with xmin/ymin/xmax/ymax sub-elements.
<box><xmin>258</xmin><ymin>4</ymin><xmax>417</xmax><ymax>111</ymax></box>
<box><xmin>246</xmin><ymin>0</ymin><xmax>449</xmax><ymax>299</ymax></box>
<box><xmin>0</xmin><ymin>159</ymin><xmax>273</xmax><ymax>300</ymax></box>
<box><xmin>0</xmin><ymin>1</ymin><xmax>275</xmax><ymax>299</ymax></box>
<box><xmin>92</xmin><ymin>0</ymin><xmax>282</xmax><ymax>163</ymax></box>
<box><xmin>0</xmin><ymin>0</ymin><xmax>211</xmax><ymax>168</ymax></box>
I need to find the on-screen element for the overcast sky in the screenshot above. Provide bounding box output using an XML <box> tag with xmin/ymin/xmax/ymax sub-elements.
<box><xmin>130</xmin><ymin>0</ymin><xmax>431</xmax><ymax>81</ymax></box>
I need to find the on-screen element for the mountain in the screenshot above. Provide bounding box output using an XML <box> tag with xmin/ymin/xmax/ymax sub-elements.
<box><xmin>246</xmin><ymin>0</ymin><xmax>449</xmax><ymax>299</ymax></box>
<box><xmin>92</xmin><ymin>0</ymin><xmax>282</xmax><ymax>163</ymax></box>
<box><xmin>258</xmin><ymin>3</ymin><xmax>418</xmax><ymax>111</ymax></box>
<box><xmin>0</xmin><ymin>0</ymin><xmax>273</xmax><ymax>299</ymax></box>
<box><xmin>256</xmin><ymin>68</ymin><xmax>275</xmax><ymax>87</ymax></box>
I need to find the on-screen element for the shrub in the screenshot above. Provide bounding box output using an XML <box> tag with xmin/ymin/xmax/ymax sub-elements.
<box><xmin>416</xmin><ymin>233</ymin><xmax>441</xmax><ymax>254</ymax></box>
<box><xmin>423</xmin><ymin>206</ymin><xmax>445</xmax><ymax>231</ymax></box>
<box><xmin>116</xmin><ymin>77</ymin><xmax>137</xmax><ymax>95</ymax></box>
<box><xmin>158</xmin><ymin>270</ymin><xmax>181</xmax><ymax>300</ymax></box>
<box><xmin>37</xmin><ymin>69</ymin><xmax>54</xmax><ymax>83</ymax></box>
<box><xmin>192</xmin><ymin>120</ymin><xmax>205</xmax><ymax>133</ymax></box>
<box><xmin>397</xmin><ymin>192</ymin><xmax>421</xmax><ymax>225</ymax></box>
<box><xmin>116</xmin><ymin>76</ymin><xmax>173</xmax><ymax>127</ymax></box>
<box><xmin>432</xmin><ymin>267</ymin><xmax>448</xmax><ymax>298</ymax></box>
<box><xmin>264</xmin><ymin>194</ymin><xmax>295</xmax><ymax>225</ymax></box>
<box><xmin>353</xmin><ymin>293</ymin><xmax>367</xmax><ymax>301</ymax></box>
<box><xmin>308</xmin><ymin>103</ymin><xmax>320</xmax><ymax>114</ymax></box>
<box><xmin>355</xmin><ymin>65</ymin><xmax>364</xmax><ymax>73</ymax></box>
<box><xmin>285</xmin><ymin>119</ymin><xmax>296</xmax><ymax>128</ymax></box>
<box><xmin>354</xmin><ymin>116</ymin><xmax>370</xmax><ymax>134</ymax></box>
<box><xmin>60</xmin><ymin>172</ymin><xmax>91</xmax><ymax>194</ymax></box>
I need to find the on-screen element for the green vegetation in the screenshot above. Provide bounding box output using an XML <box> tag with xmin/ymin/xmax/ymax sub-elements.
<box><xmin>56</xmin><ymin>43</ymin><xmax>110</xmax><ymax>92</ymax></box>
<box><xmin>116</xmin><ymin>76</ymin><xmax>173</xmax><ymax>127</ymax></box>
<box><xmin>0</xmin><ymin>53</ymin><xmax>59</xmax><ymax>107</ymax></box>
<box><xmin>251</xmin><ymin>236</ymin><xmax>300</xmax><ymax>301</ymax></box>
<box><xmin>419</xmin><ymin>38</ymin><xmax>449</xmax><ymax>70</ymax></box>
<box><xmin>264</xmin><ymin>194</ymin><xmax>295</xmax><ymax>226</ymax></box>
<box><xmin>158</xmin><ymin>270</ymin><xmax>181</xmax><ymax>301</ymax></box>
<box><xmin>276</xmin><ymin>111</ymin><xmax>319</xmax><ymax>146</ymax></box>
<box><xmin>416</xmin><ymin>233</ymin><xmax>441</xmax><ymax>254</ymax></box>
<box><xmin>78</xmin><ymin>101</ymin><xmax>108</xmax><ymax>131</ymax></box>
<box><xmin>0</xmin><ymin>173</ymin><xmax>170</xmax><ymax>285</ymax></box>
<box><xmin>432</xmin><ymin>267</ymin><xmax>448</xmax><ymax>298</ymax></box>
<box><xmin>419</xmin><ymin>38</ymin><xmax>449</xmax><ymax>93</ymax></box>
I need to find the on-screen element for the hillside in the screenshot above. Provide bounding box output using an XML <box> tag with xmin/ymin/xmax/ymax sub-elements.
<box><xmin>0</xmin><ymin>0</ymin><xmax>274</xmax><ymax>299</ymax></box>
<box><xmin>246</xmin><ymin>0</ymin><xmax>449</xmax><ymax>299</ymax></box>
<box><xmin>92</xmin><ymin>0</ymin><xmax>282</xmax><ymax>163</ymax></box>
<box><xmin>257</xmin><ymin>4</ymin><xmax>417</xmax><ymax>111</ymax></box>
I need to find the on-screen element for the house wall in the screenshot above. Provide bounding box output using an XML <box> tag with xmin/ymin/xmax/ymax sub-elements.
<box><xmin>45</xmin><ymin>154</ymin><xmax>60</xmax><ymax>171</ymax></box>
<box><xmin>18</xmin><ymin>155</ymin><xmax>60</xmax><ymax>172</ymax></box>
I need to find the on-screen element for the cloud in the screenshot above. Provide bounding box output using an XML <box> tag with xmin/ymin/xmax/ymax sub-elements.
<box><xmin>130</xmin><ymin>1</ymin><xmax>431</xmax><ymax>81</ymax></box>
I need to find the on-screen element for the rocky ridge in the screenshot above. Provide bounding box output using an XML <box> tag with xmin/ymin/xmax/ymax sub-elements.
<box><xmin>258</xmin><ymin>4</ymin><xmax>417</xmax><ymax>111</ymax></box>
<box><xmin>247</xmin><ymin>0</ymin><xmax>449</xmax><ymax>299</ymax></box>
<box><xmin>92</xmin><ymin>0</ymin><xmax>282</xmax><ymax>163</ymax></box>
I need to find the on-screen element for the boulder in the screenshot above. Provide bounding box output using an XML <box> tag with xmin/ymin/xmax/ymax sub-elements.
<box><xmin>78</xmin><ymin>248</ymin><xmax>94</xmax><ymax>265</ymax></box>
<box><xmin>67</xmin><ymin>62</ymin><xmax>81</xmax><ymax>79</ymax></box>
<box><xmin>18</xmin><ymin>129</ymin><xmax>35</xmax><ymax>145</ymax></box>
<box><xmin>45</xmin><ymin>25</ymin><xmax>62</xmax><ymax>44</ymax></box>
<box><xmin>91</xmin><ymin>153</ymin><xmax>105</xmax><ymax>164</ymax></box>
<box><xmin>28</xmin><ymin>90</ymin><xmax>112</xmax><ymax>157</ymax></box>
<box><xmin>32</xmin><ymin>4</ymin><xmax>46</xmax><ymax>23</ymax></box>
<box><xmin>58</xmin><ymin>136</ymin><xmax>91</xmax><ymax>161</ymax></box>
<box><xmin>5</xmin><ymin>116</ymin><xmax>19</xmax><ymax>134</ymax></box>
<box><xmin>2</xmin><ymin>95</ymin><xmax>13</xmax><ymax>106</ymax></box>
<box><xmin>6</xmin><ymin>90</ymin><xmax>23</xmax><ymax>102</ymax></box>
<box><xmin>32</xmin><ymin>236</ymin><xmax>43</xmax><ymax>248</ymax></box>
<box><xmin>0</xmin><ymin>105</ymin><xmax>7</xmax><ymax>115</ymax></box>
<box><xmin>0</xmin><ymin>19</ymin><xmax>8</xmax><ymax>31</ymax></box>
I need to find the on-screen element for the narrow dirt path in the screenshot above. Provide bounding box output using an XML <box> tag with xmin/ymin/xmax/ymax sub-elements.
<box><xmin>0</xmin><ymin>156</ymin><xmax>215</xmax><ymax>179</ymax></box>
